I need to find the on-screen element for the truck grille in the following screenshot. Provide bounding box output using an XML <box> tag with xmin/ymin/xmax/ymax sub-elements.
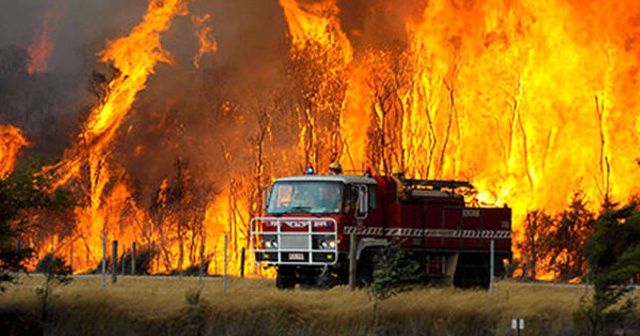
<box><xmin>251</xmin><ymin>216</ymin><xmax>338</xmax><ymax>265</ymax></box>
<box><xmin>280</xmin><ymin>234</ymin><xmax>309</xmax><ymax>249</ymax></box>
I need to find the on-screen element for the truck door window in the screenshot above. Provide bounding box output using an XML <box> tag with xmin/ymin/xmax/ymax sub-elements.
<box><xmin>344</xmin><ymin>184</ymin><xmax>375</xmax><ymax>213</ymax></box>
<box><xmin>344</xmin><ymin>186</ymin><xmax>357</xmax><ymax>214</ymax></box>
<box><xmin>368</xmin><ymin>185</ymin><xmax>377</xmax><ymax>209</ymax></box>
<box><xmin>268</xmin><ymin>181</ymin><xmax>344</xmax><ymax>214</ymax></box>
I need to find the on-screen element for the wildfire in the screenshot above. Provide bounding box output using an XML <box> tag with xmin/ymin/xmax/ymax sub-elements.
<box><xmin>279</xmin><ymin>0</ymin><xmax>640</xmax><ymax>274</ymax></box>
<box><xmin>204</xmin><ymin>190</ymin><xmax>242</xmax><ymax>276</ymax></box>
<box><xmin>40</xmin><ymin>0</ymin><xmax>256</xmax><ymax>276</ymax></box>
<box><xmin>0</xmin><ymin>125</ymin><xmax>29</xmax><ymax>178</ymax></box>
<box><xmin>27</xmin><ymin>10</ymin><xmax>59</xmax><ymax>74</ymax></box>
<box><xmin>48</xmin><ymin>0</ymin><xmax>189</xmax><ymax>273</ymax></box>
<box><xmin>13</xmin><ymin>0</ymin><xmax>640</xmax><ymax>281</ymax></box>
<box><xmin>279</xmin><ymin>0</ymin><xmax>352</xmax><ymax>58</ymax></box>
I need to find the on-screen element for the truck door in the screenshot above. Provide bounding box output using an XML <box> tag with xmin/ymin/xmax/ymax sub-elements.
<box><xmin>342</xmin><ymin>183</ymin><xmax>376</xmax><ymax>228</ymax></box>
<box><xmin>355</xmin><ymin>184</ymin><xmax>369</xmax><ymax>220</ymax></box>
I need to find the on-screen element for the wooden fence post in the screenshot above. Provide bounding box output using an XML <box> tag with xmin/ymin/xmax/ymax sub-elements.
<box><xmin>131</xmin><ymin>242</ymin><xmax>136</xmax><ymax>275</ymax></box>
<box><xmin>112</xmin><ymin>240</ymin><xmax>118</xmax><ymax>284</ymax></box>
<box><xmin>240</xmin><ymin>247</ymin><xmax>245</xmax><ymax>278</ymax></box>
<box><xmin>102</xmin><ymin>232</ymin><xmax>107</xmax><ymax>288</ymax></box>
<box><xmin>224</xmin><ymin>235</ymin><xmax>228</xmax><ymax>293</ymax></box>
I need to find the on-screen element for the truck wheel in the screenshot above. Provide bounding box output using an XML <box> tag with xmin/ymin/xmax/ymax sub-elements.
<box><xmin>276</xmin><ymin>266</ymin><xmax>296</xmax><ymax>290</ymax></box>
<box><xmin>298</xmin><ymin>270</ymin><xmax>317</xmax><ymax>290</ymax></box>
<box><xmin>453</xmin><ymin>253</ymin><xmax>490</xmax><ymax>289</ymax></box>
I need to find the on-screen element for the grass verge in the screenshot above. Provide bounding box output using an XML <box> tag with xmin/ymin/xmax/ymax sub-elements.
<box><xmin>1</xmin><ymin>275</ymin><xmax>638</xmax><ymax>335</ymax></box>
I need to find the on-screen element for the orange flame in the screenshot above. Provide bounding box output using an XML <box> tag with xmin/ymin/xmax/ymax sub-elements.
<box><xmin>279</xmin><ymin>0</ymin><xmax>352</xmax><ymax>60</ymax></box>
<box><xmin>0</xmin><ymin>125</ymin><xmax>29</xmax><ymax>178</ymax></box>
<box><xmin>279</xmin><ymin>0</ymin><xmax>640</xmax><ymax>276</ymax></box>
<box><xmin>40</xmin><ymin>0</ymin><xmax>255</xmax><ymax>277</ymax></box>
<box><xmin>192</xmin><ymin>14</ymin><xmax>218</xmax><ymax>68</ymax></box>
<box><xmin>38</xmin><ymin>0</ymin><xmax>258</xmax><ymax>277</ymax></box>
<box><xmin>204</xmin><ymin>190</ymin><xmax>239</xmax><ymax>275</ymax></box>
<box><xmin>46</xmin><ymin>0</ymin><xmax>188</xmax><ymax>273</ymax></box>
<box><xmin>24</xmin><ymin>0</ymin><xmax>640</xmax><ymax>281</ymax></box>
<box><xmin>27</xmin><ymin>10</ymin><xmax>59</xmax><ymax>74</ymax></box>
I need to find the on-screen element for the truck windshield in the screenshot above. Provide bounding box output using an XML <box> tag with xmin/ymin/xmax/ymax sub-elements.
<box><xmin>268</xmin><ymin>181</ymin><xmax>343</xmax><ymax>215</ymax></box>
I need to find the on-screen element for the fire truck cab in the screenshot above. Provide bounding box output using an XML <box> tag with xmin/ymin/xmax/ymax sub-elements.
<box><xmin>250</xmin><ymin>168</ymin><xmax>512</xmax><ymax>289</ymax></box>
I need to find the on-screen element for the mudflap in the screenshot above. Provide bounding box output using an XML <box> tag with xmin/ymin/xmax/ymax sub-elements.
<box><xmin>312</xmin><ymin>265</ymin><xmax>341</xmax><ymax>289</ymax></box>
<box><xmin>355</xmin><ymin>249</ymin><xmax>378</xmax><ymax>288</ymax></box>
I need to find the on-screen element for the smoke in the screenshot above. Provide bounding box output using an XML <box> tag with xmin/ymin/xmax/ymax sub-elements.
<box><xmin>0</xmin><ymin>0</ymin><xmax>287</xmax><ymax>161</ymax></box>
<box><xmin>337</xmin><ymin>0</ymin><xmax>427</xmax><ymax>50</ymax></box>
<box><xmin>0</xmin><ymin>0</ymin><xmax>392</xmax><ymax>168</ymax></box>
<box><xmin>0</xmin><ymin>0</ymin><xmax>149</xmax><ymax>155</ymax></box>
<box><xmin>3</xmin><ymin>0</ymin><xmax>640</xmax><ymax>198</ymax></box>
<box><xmin>112</xmin><ymin>0</ymin><xmax>290</xmax><ymax>205</ymax></box>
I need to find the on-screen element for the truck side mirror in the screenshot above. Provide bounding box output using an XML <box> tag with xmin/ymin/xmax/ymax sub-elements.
<box><xmin>263</xmin><ymin>185</ymin><xmax>272</xmax><ymax>212</ymax></box>
<box><xmin>356</xmin><ymin>185</ymin><xmax>368</xmax><ymax>220</ymax></box>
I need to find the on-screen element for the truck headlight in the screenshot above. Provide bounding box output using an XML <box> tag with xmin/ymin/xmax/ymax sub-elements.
<box><xmin>261</xmin><ymin>235</ymin><xmax>278</xmax><ymax>249</ymax></box>
<box><xmin>265</xmin><ymin>240</ymin><xmax>278</xmax><ymax>249</ymax></box>
<box><xmin>318</xmin><ymin>238</ymin><xmax>336</xmax><ymax>249</ymax></box>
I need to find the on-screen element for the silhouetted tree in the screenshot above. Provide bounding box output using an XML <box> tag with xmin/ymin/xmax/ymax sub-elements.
<box><xmin>544</xmin><ymin>191</ymin><xmax>595</xmax><ymax>281</ymax></box>
<box><xmin>288</xmin><ymin>39</ymin><xmax>348</xmax><ymax>170</ymax></box>
<box><xmin>365</xmin><ymin>47</ymin><xmax>413</xmax><ymax>173</ymax></box>
<box><xmin>0</xmin><ymin>157</ymin><xmax>74</xmax><ymax>291</ymax></box>
<box><xmin>574</xmin><ymin>201</ymin><xmax>640</xmax><ymax>335</ymax></box>
<box><xmin>517</xmin><ymin>209</ymin><xmax>553</xmax><ymax>279</ymax></box>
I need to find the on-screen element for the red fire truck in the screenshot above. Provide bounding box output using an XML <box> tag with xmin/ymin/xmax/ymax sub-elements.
<box><xmin>250</xmin><ymin>166</ymin><xmax>512</xmax><ymax>289</ymax></box>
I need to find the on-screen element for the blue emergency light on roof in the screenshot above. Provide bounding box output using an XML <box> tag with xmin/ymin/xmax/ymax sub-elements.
<box><xmin>306</xmin><ymin>166</ymin><xmax>314</xmax><ymax>175</ymax></box>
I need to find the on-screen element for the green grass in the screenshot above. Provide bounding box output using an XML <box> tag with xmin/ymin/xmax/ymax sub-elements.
<box><xmin>1</xmin><ymin>275</ymin><xmax>638</xmax><ymax>335</ymax></box>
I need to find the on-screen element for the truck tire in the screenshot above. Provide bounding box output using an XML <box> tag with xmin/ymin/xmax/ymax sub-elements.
<box><xmin>298</xmin><ymin>269</ymin><xmax>318</xmax><ymax>290</ymax></box>
<box><xmin>276</xmin><ymin>266</ymin><xmax>296</xmax><ymax>290</ymax></box>
<box><xmin>453</xmin><ymin>253</ymin><xmax>490</xmax><ymax>289</ymax></box>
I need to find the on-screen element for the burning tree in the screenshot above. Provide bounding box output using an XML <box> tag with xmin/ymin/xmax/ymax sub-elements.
<box><xmin>278</xmin><ymin>0</ymin><xmax>353</xmax><ymax>171</ymax></box>
<box><xmin>518</xmin><ymin>192</ymin><xmax>595</xmax><ymax>281</ymax></box>
<box><xmin>364</xmin><ymin>46</ymin><xmax>414</xmax><ymax>173</ymax></box>
<box><xmin>0</xmin><ymin>159</ymin><xmax>74</xmax><ymax>290</ymax></box>
<box><xmin>38</xmin><ymin>0</ymin><xmax>199</xmax><ymax>273</ymax></box>
<box><xmin>517</xmin><ymin>209</ymin><xmax>553</xmax><ymax>279</ymax></box>
<box><xmin>287</xmin><ymin>38</ymin><xmax>348</xmax><ymax>170</ymax></box>
<box><xmin>546</xmin><ymin>191</ymin><xmax>595</xmax><ymax>281</ymax></box>
<box><xmin>3</xmin><ymin>0</ymin><xmax>640</xmax><ymax>282</ymax></box>
<box><xmin>149</xmin><ymin>157</ymin><xmax>215</xmax><ymax>274</ymax></box>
